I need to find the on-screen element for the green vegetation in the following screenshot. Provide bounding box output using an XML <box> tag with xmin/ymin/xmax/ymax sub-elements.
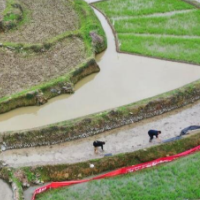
<box><xmin>1</xmin><ymin>0</ymin><xmax>24</xmax><ymax>29</ymax></box>
<box><xmin>73</xmin><ymin>0</ymin><xmax>106</xmax><ymax>55</ymax></box>
<box><xmin>114</xmin><ymin>10</ymin><xmax>200</xmax><ymax>36</ymax></box>
<box><xmin>94</xmin><ymin>0</ymin><xmax>194</xmax><ymax>17</ymax></box>
<box><xmin>37</xmin><ymin>152</ymin><xmax>200</xmax><ymax>200</ymax></box>
<box><xmin>118</xmin><ymin>34</ymin><xmax>200</xmax><ymax>64</ymax></box>
<box><xmin>94</xmin><ymin>0</ymin><xmax>200</xmax><ymax>64</ymax></box>
<box><xmin>3</xmin><ymin>0</ymin><xmax>17</xmax><ymax>16</ymax></box>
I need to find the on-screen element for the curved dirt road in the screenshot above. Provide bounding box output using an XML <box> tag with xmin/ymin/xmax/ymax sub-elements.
<box><xmin>0</xmin><ymin>100</ymin><xmax>200</xmax><ymax>168</ymax></box>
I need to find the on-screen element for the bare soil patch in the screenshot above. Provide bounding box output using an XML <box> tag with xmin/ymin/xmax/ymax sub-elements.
<box><xmin>0</xmin><ymin>0</ymin><xmax>79</xmax><ymax>43</ymax></box>
<box><xmin>0</xmin><ymin>0</ymin><xmax>5</xmax><ymax>14</ymax></box>
<box><xmin>0</xmin><ymin>37</ymin><xmax>87</xmax><ymax>98</ymax></box>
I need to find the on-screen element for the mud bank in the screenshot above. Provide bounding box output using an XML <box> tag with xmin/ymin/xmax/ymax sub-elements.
<box><xmin>1</xmin><ymin>79</ymin><xmax>200</xmax><ymax>150</ymax></box>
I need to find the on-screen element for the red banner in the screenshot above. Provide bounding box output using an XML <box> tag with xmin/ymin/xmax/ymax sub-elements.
<box><xmin>32</xmin><ymin>144</ymin><xmax>200</xmax><ymax>200</ymax></box>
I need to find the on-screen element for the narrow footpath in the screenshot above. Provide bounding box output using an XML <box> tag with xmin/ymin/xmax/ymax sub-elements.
<box><xmin>1</xmin><ymin>100</ymin><xmax>200</xmax><ymax>168</ymax></box>
<box><xmin>0</xmin><ymin>179</ymin><xmax>13</xmax><ymax>200</ymax></box>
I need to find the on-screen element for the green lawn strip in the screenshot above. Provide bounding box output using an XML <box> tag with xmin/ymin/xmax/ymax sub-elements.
<box><xmin>114</xmin><ymin>9</ymin><xmax>200</xmax><ymax>36</ymax></box>
<box><xmin>118</xmin><ymin>34</ymin><xmax>200</xmax><ymax>65</ymax></box>
<box><xmin>36</xmin><ymin>152</ymin><xmax>200</xmax><ymax>200</ymax></box>
<box><xmin>94</xmin><ymin>0</ymin><xmax>194</xmax><ymax>17</ymax></box>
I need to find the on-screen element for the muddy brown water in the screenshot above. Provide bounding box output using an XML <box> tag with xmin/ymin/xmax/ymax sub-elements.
<box><xmin>0</xmin><ymin>6</ymin><xmax>200</xmax><ymax>132</ymax></box>
<box><xmin>0</xmin><ymin>179</ymin><xmax>13</xmax><ymax>200</ymax></box>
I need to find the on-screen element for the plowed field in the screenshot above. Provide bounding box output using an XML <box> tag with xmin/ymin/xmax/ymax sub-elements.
<box><xmin>0</xmin><ymin>37</ymin><xmax>86</xmax><ymax>98</ymax></box>
<box><xmin>0</xmin><ymin>0</ymin><xmax>79</xmax><ymax>43</ymax></box>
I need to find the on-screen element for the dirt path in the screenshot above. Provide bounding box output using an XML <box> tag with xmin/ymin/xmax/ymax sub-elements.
<box><xmin>0</xmin><ymin>179</ymin><xmax>13</xmax><ymax>200</ymax></box>
<box><xmin>1</xmin><ymin>100</ymin><xmax>200</xmax><ymax>168</ymax></box>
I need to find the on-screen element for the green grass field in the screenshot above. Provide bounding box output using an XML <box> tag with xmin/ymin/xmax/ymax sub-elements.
<box><xmin>94</xmin><ymin>0</ymin><xmax>194</xmax><ymax>17</ymax></box>
<box><xmin>37</xmin><ymin>152</ymin><xmax>200</xmax><ymax>200</ymax></box>
<box><xmin>118</xmin><ymin>34</ymin><xmax>200</xmax><ymax>64</ymax></box>
<box><xmin>94</xmin><ymin>0</ymin><xmax>200</xmax><ymax>64</ymax></box>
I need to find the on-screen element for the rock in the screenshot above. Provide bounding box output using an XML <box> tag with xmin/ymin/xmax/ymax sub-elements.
<box><xmin>109</xmin><ymin>110</ymin><xmax>118</xmax><ymax>116</ymax></box>
<box><xmin>1</xmin><ymin>145</ymin><xmax>6</xmax><ymax>151</ymax></box>
<box><xmin>90</xmin><ymin>32</ymin><xmax>103</xmax><ymax>44</ymax></box>
<box><xmin>78</xmin><ymin>173</ymin><xmax>82</xmax><ymax>178</ymax></box>
<box><xmin>89</xmin><ymin>164</ymin><xmax>94</xmax><ymax>168</ymax></box>
<box><xmin>62</xmin><ymin>85</ymin><xmax>73</xmax><ymax>93</ymax></box>
<box><xmin>50</xmin><ymin>88</ymin><xmax>58</xmax><ymax>93</ymax></box>
<box><xmin>83</xmin><ymin>118</ymin><xmax>92</xmax><ymax>123</ymax></box>
<box><xmin>36</xmin><ymin>94</ymin><xmax>47</xmax><ymax>105</ymax></box>
<box><xmin>64</xmin><ymin>173</ymin><xmax>69</xmax><ymax>179</ymax></box>
<box><xmin>35</xmin><ymin>180</ymin><xmax>40</xmax><ymax>184</ymax></box>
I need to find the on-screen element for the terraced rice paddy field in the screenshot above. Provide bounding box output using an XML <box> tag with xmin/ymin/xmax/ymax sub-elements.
<box><xmin>1</xmin><ymin>0</ymin><xmax>200</xmax><ymax>199</ymax></box>
<box><xmin>94</xmin><ymin>0</ymin><xmax>200</xmax><ymax>64</ymax></box>
<box><xmin>37</xmin><ymin>152</ymin><xmax>200</xmax><ymax>200</ymax></box>
<box><xmin>0</xmin><ymin>0</ymin><xmax>105</xmax><ymax>100</ymax></box>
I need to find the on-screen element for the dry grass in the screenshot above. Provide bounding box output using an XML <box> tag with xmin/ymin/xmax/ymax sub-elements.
<box><xmin>0</xmin><ymin>37</ymin><xmax>87</xmax><ymax>98</ymax></box>
<box><xmin>0</xmin><ymin>0</ymin><xmax>79</xmax><ymax>43</ymax></box>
